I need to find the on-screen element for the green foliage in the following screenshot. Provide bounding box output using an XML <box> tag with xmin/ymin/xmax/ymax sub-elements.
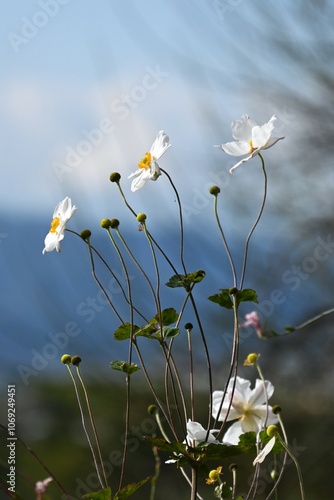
<box><xmin>114</xmin><ymin>309</ymin><xmax>180</xmax><ymax>342</ymax></box>
<box><xmin>110</xmin><ymin>360</ymin><xmax>140</xmax><ymax>375</ymax></box>
<box><xmin>114</xmin><ymin>477</ymin><xmax>151</xmax><ymax>499</ymax></box>
<box><xmin>208</xmin><ymin>288</ymin><xmax>258</xmax><ymax>309</ymax></box>
<box><xmin>83</xmin><ymin>487</ymin><xmax>112</xmax><ymax>499</ymax></box>
<box><xmin>165</xmin><ymin>269</ymin><xmax>206</xmax><ymax>289</ymax></box>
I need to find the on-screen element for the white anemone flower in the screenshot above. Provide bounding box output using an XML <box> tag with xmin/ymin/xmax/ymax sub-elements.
<box><xmin>215</xmin><ymin>114</ymin><xmax>284</xmax><ymax>173</ymax></box>
<box><xmin>42</xmin><ymin>197</ymin><xmax>77</xmax><ymax>254</ymax></box>
<box><xmin>186</xmin><ymin>420</ymin><xmax>220</xmax><ymax>446</ymax></box>
<box><xmin>212</xmin><ymin>376</ymin><xmax>278</xmax><ymax>445</ymax></box>
<box><xmin>128</xmin><ymin>130</ymin><xmax>171</xmax><ymax>191</ymax></box>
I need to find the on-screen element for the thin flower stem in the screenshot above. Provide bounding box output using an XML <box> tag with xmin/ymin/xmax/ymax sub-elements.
<box><xmin>80</xmin><ymin>233</ymin><xmax>125</xmax><ymax>323</ymax></box>
<box><xmin>149</xmin><ymin>444</ymin><xmax>161</xmax><ymax>500</ymax></box>
<box><xmin>264</xmin><ymin>413</ymin><xmax>288</xmax><ymax>500</ymax></box>
<box><xmin>188</xmin><ymin>292</ymin><xmax>213</xmax><ymax>440</ymax></box>
<box><xmin>115</xmin><ymin>180</ymin><xmax>180</xmax><ymax>276</ymax></box>
<box><xmin>187</xmin><ymin>327</ymin><xmax>195</xmax><ymax>422</ymax></box>
<box><xmin>283</xmin><ymin>307</ymin><xmax>334</xmax><ymax>335</ymax></box>
<box><xmin>142</xmin><ymin>222</ymin><xmax>162</xmax><ymax>319</ymax></box>
<box><xmin>239</xmin><ymin>153</ymin><xmax>267</xmax><ymax>290</ymax></box>
<box><xmin>215</xmin><ymin>297</ymin><xmax>239</xmax><ymax>438</ymax></box>
<box><xmin>276</xmin><ymin>434</ymin><xmax>306</xmax><ymax>500</ymax></box>
<box><xmin>191</xmin><ymin>467</ymin><xmax>198</xmax><ymax>500</ymax></box>
<box><xmin>160</xmin><ymin>167</ymin><xmax>187</xmax><ymax>275</ymax></box>
<box><xmin>133</xmin><ymin>340</ymin><xmax>179</xmax><ymax>440</ymax></box>
<box><xmin>114</xmin><ymin>227</ymin><xmax>161</xmax><ymax>317</ymax></box>
<box><xmin>66</xmin><ymin>229</ymin><xmax>148</xmax><ymax>324</ymax></box>
<box><xmin>75</xmin><ymin>366</ymin><xmax>108</xmax><ymax>488</ymax></box>
<box><xmin>212</xmin><ymin>193</ymin><xmax>237</xmax><ymax>288</ymax></box>
<box><xmin>66</xmin><ymin>365</ymin><xmax>105</xmax><ymax>489</ymax></box>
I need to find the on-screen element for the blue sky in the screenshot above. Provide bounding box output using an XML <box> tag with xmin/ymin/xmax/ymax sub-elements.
<box><xmin>1</xmin><ymin>0</ymin><xmax>334</xmax><ymax>392</ymax></box>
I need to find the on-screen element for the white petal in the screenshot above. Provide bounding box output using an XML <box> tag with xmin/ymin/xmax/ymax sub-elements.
<box><xmin>261</xmin><ymin>135</ymin><xmax>284</xmax><ymax>150</ymax></box>
<box><xmin>231</xmin><ymin>115</ymin><xmax>256</xmax><ymax>141</ymax></box>
<box><xmin>222</xmin><ymin>421</ymin><xmax>244</xmax><ymax>445</ymax></box>
<box><xmin>150</xmin><ymin>130</ymin><xmax>171</xmax><ymax>159</ymax></box>
<box><xmin>253</xmin><ymin>436</ymin><xmax>276</xmax><ymax>465</ymax></box>
<box><xmin>249</xmin><ymin>380</ymin><xmax>275</xmax><ymax>407</ymax></box>
<box><xmin>219</xmin><ymin>140</ymin><xmax>252</xmax><ymax>157</ymax></box>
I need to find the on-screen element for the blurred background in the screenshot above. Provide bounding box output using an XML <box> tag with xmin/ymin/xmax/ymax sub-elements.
<box><xmin>1</xmin><ymin>0</ymin><xmax>334</xmax><ymax>498</ymax></box>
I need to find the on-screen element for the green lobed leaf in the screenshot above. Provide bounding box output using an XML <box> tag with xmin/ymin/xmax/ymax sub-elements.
<box><xmin>208</xmin><ymin>289</ymin><xmax>233</xmax><ymax>309</ymax></box>
<box><xmin>236</xmin><ymin>288</ymin><xmax>258</xmax><ymax>304</ymax></box>
<box><xmin>114</xmin><ymin>477</ymin><xmax>151</xmax><ymax>499</ymax></box>
<box><xmin>155</xmin><ymin>307</ymin><xmax>179</xmax><ymax>326</ymax></box>
<box><xmin>165</xmin><ymin>270</ymin><xmax>206</xmax><ymax>289</ymax></box>
<box><xmin>114</xmin><ymin>323</ymin><xmax>140</xmax><ymax>341</ymax></box>
<box><xmin>110</xmin><ymin>360</ymin><xmax>140</xmax><ymax>375</ymax></box>
<box><xmin>82</xmin><ymin>487</ymin><xmax>112</xmax><ymax>499</ymax></box>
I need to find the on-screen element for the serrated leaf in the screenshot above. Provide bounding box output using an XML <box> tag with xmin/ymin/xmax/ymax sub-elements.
<box><xmin>114</xmin><ymin>323</ymin><xmax>140</xmax><ymax>341</ymax></box>
<box><xmin>236</xmin><ymin>288</ymin><xmax>258</xmax><ymax>304</ymax></box>
<box><xmin>110</xmin><ymin>361</ymin><xmax>140</xmax><ymax>375</ymax></box>
<box><xmin>208</xmin><ymin>289</ymin><xmax>233</xmax><ymax>309</ymax></box>
<box><xmin>82</xmin><ymin>487</ymin><xmax>112</xmax><ymax>500</ymax></box>
<box><xmin>114</xmin><ymin>477</ymin><xmax>151</xmax><ymax>499</ymax></box>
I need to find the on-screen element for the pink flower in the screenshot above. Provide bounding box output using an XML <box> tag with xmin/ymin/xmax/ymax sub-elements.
<box><xmin>241</xmin><ymin>311</ymin><xmax>263</xmax><ymax>338</ymax></box>
<box><xmin>35</xmin><ymin>477</ymin><xmax>53</xmax><ymax>495</ymax></box>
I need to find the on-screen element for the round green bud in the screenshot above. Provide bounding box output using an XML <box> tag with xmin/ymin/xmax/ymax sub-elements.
<box><xmin>109</xmin><ymin>172</ymin><xmax>121</xmax><ymax>183</ymax></box>
<box><xmin>110</xmin><ymin>218</ymin><xmax>120</xmax><ymax>229</ymax></box>
<box><xmin>71</xmin><ymin>355</ymin><xmax>82</xmax><ymax>366</ymax></box>
<box><xmin>209</xmin><ymin>185</ymin><xmax>221</xmax><ymax>196</ymax></box>
<box><xmin>266</xmin><ymin>425</ymin><xmax>278</xmax><ymax>437</ymax></box>
<box><xmin>80</xmin><ymin>229</ymin><xmax>92</xmax><ymax>241</ymax></box>
<box><xmin>229</xmin><ymin>463</ymin><xmax>237</xmax><ymax>471</ymax></box>
<box><xmin>100</xmin><ymin>218</ymin><xmax>112</xmax><ymax>229</ymax></box>
<box><xmin>271</xmin><ymin>469</ymin><xmax>279</xmax><ymax>481</ymax></box>
<box><xmin>272</xmin><ymin>405</ymin><xmax>282</xmax><ymax>415</ymax></box>
<box><xmin>136</xmin><ymin>213</ymin><xmax>147</xmax><ymax>223</ymax></box>
<box><xmin>184</xmin><ymin>322</ymin><xmax>193</xmax><ymax>331</ymax></box>
<box><xmin>246</xmin><ymin>353</ymin><xmax>258</xmax><ymax>364</ymax></box>
<box><xmin>147</xmin><ymin>405</ymin><xmax>157</xmax><ymax>416</ymax></box>
<box><xmin>61</xmin><ymin>354</ymin><xmax>72</xmax><ymax>364</ymax></box>
<box><xmin>229</xmin><ymin>287</ymin><xmax>238</xmax><ymax>295</ymax></box>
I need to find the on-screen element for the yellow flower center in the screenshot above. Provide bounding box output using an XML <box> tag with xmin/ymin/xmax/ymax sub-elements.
<box><xmin>248</xmin><ymin>139</ymin><xmax>256</xmax><ymax>152</ymax></box>
<box><xmin>138</xmin><ymin>152</ymin><xmax>152</xmax><ymax>169</ymax></box>
<box><xmin>49</xmin><ymin>217</ymin><xmax>60</xmax><ymax>233</ymax></box>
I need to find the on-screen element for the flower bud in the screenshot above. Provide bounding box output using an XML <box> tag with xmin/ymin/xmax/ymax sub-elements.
<box><xmin>246</xmin><ymin>353</ymin><xmax>259</xmax><ymax>364</ymax></box>
<box><xmin>80</xmin><ymin>229</ymin><xmax>91</xmax><ymax>240</ymax></box>
<box><xmin>229</xmin><ymin>287</ymin><xmax>238</xmax><ymax>295</ymax></box>
<box><xmin>109</xmin><ymin>172</ymin><xmax>121</xmax><ymax>183</ymax></box>
<box><xmin>61</xmin><ymin>354</ymin><xmax>72</xmax><ymax>364</ymax></box>
<box><xmin>229</xmin><ymin>463</ymin><xmax>237</xmax><ymax>471</ymax></box>
<box><xmin>184</xmin><ymin>323</ymin><xmax>193</xmax><ymax>331</ymax></box>
<box><xmin>209</xmin><ymin>185</ymin><xmax>220</xmax><ymax>196</ymax></box>
<box><xmin>110</xmin><ymin>218</ymin><xmax>120</xmax><ymax>229</ymax></box>
<box><xmin>71</xmin><ymin>355</ymin><xmax>82</xmax><ymax>366</ymax></box>
<box><xmin>272</xmin><ymin>405</ymin><xmax>282</xmax><ymax>415</ymax></box>
<box><xmin>266</xmin><ymin>425</ymin><xmax>278</xmax><ymax>437</ymax></box>
<box><xmin>147</xmin><ymin>405</ymin><xmax>157</xmax><ymax>416</ymax></box>
<box><xmin>136</xmin><ymin>213</ymin><xmax>147</xmax><ymax>223</ymax></box>
<box><xmin>100</xmin><ymin>218</ymin><xmax>112</xmax><ymax>229</ymax></box>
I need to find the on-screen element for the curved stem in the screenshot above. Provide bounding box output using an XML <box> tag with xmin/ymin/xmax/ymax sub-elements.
<box><xmin>213</xmin><ymin>193</ymin><xmax>237</xmax><ymax>288</ymax></box>
<box><xmin>239</xmin><ymin>153</ymin><xmax>267</xmax><ymax>289</ymax></box>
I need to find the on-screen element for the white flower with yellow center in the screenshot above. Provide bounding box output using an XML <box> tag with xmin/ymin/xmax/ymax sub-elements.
<box><xmin>128</xmin><ymin>130</ymin><xmax>171</xmax><ymax>191</ymax></box>
<box><xmin>216</xmin><ymin>115</ymin><xmax>284</xmax><ymax>173</ymax></box>
<box><xmin>42</xmin><ymin>197</ymin><xmax>77</xmax><ymax>254</ymax></box>
<box><xmin>212</xmin><ymin>376</ymin><xmax>278</xmax><ymax>445</ymax></box>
